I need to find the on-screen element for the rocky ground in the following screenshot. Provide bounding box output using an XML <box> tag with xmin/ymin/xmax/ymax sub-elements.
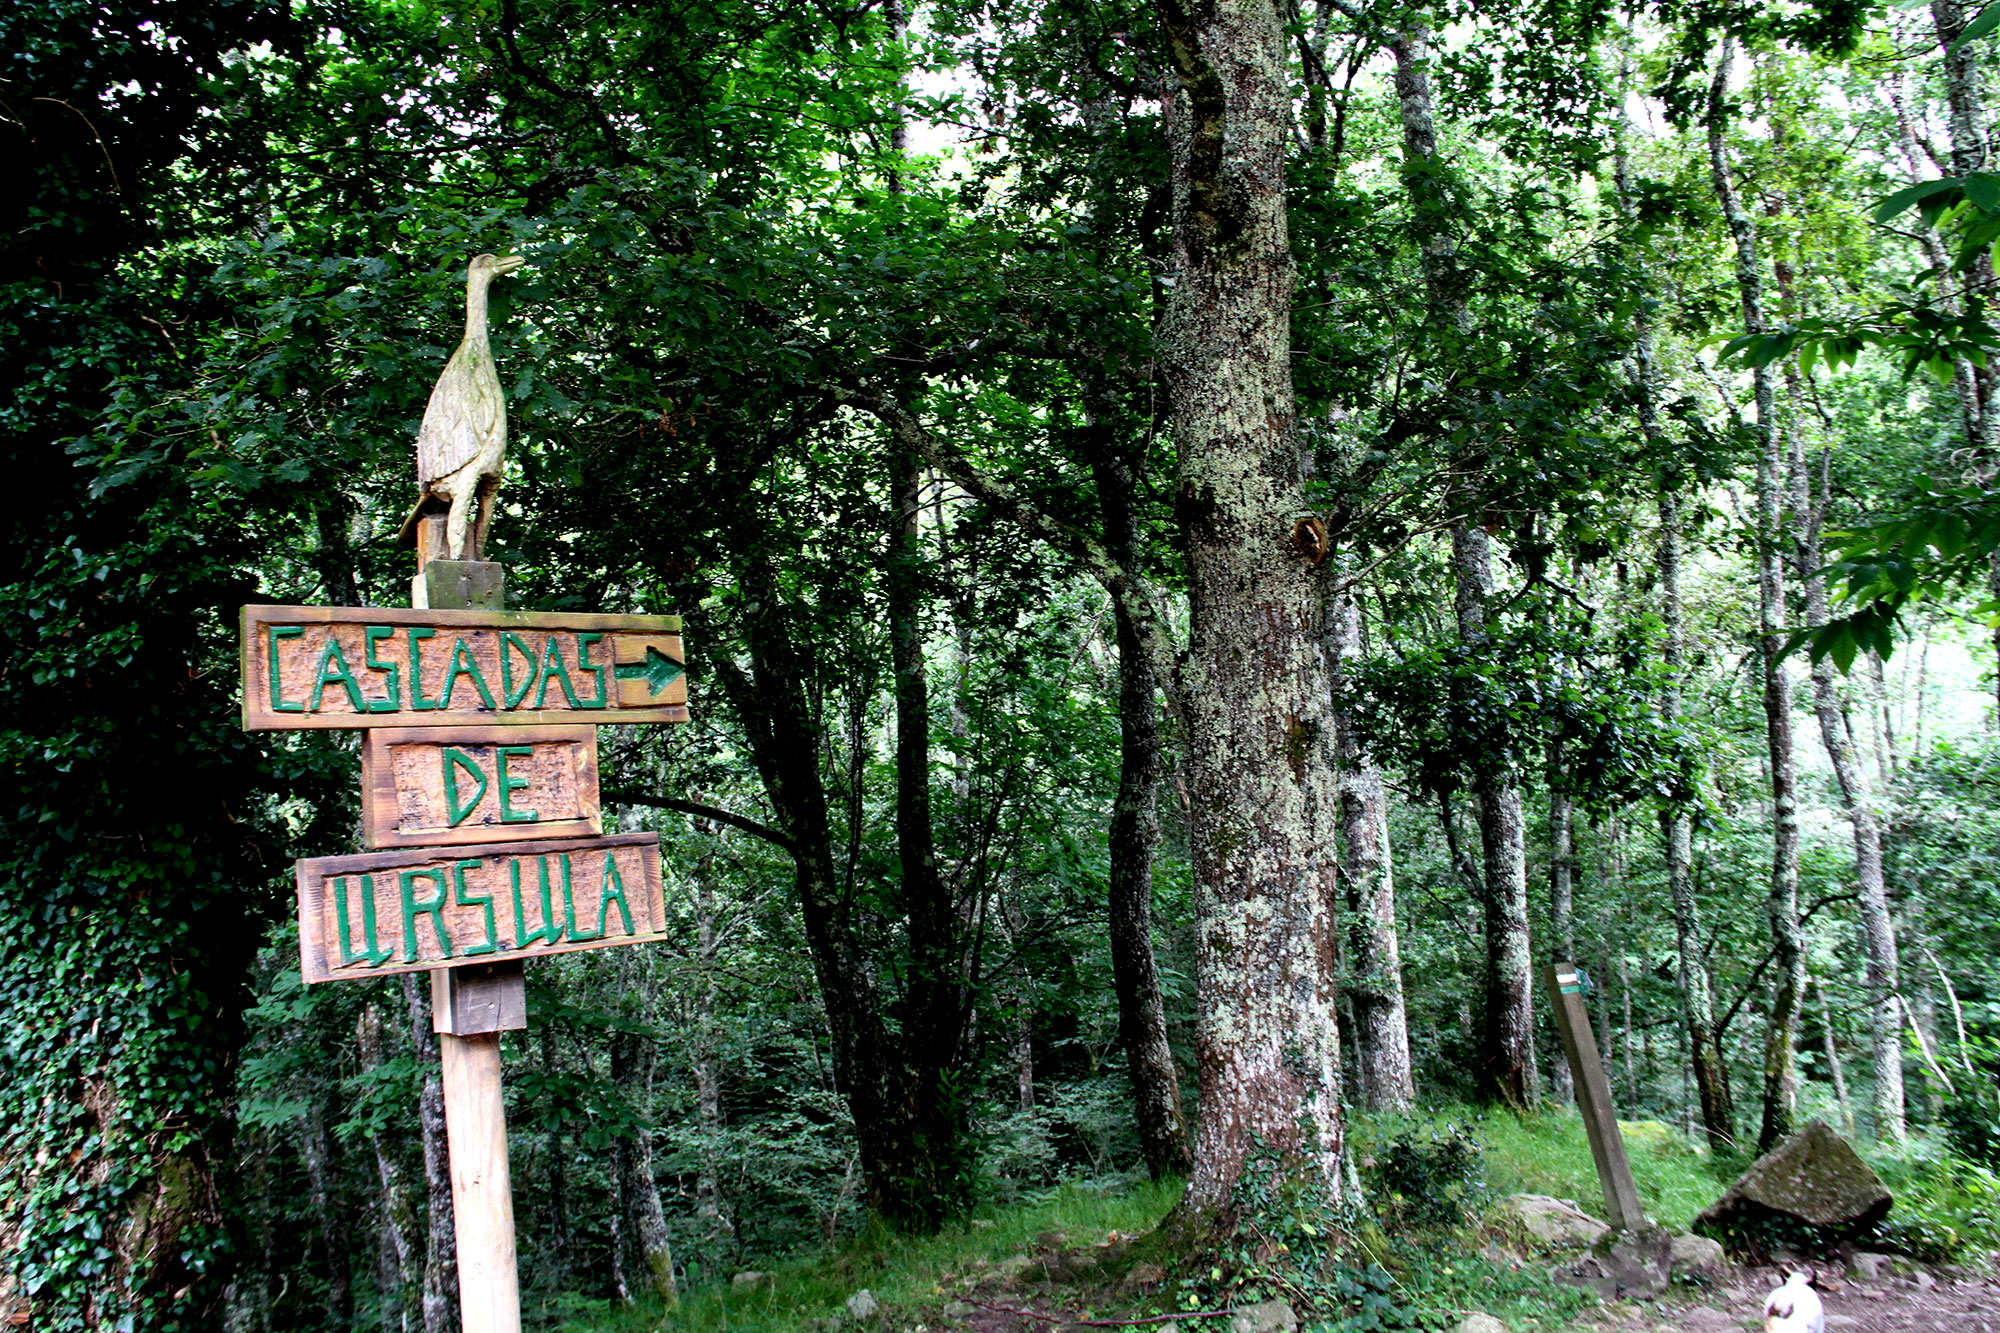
<box><xmin>1574</xmin><ymin>1266</ymin><xmax>2000</xmax><ymax>1331</ymax></box>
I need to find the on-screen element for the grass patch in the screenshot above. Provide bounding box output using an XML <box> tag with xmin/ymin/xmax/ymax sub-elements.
<box><xmin>559</xmin><ymin>1110</ymin><xmax>1732</xmax><ymax>1333</ymax></box>
<box><xmin>1349</xmin><ymin>1105</ymin><xmax>1724</xmax><ymax>1232</ymax></box>
<box><xmin>554</xmin><ymin>1177</ymin><xmax>1182</xmax><ymax>1333</ymax></box>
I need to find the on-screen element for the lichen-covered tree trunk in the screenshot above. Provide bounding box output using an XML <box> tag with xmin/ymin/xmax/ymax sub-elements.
<box><xmin>1157</xmin><ymin>0</ymin><xmax>1345</xmax><ymax>1220</ymax></box>
<box><xmin>611</xmin><ymin>1033</ymin><xmax>678</xmax><ymax>1307</ymax></box>
<box><xmin>1707</xmin><ymin>40</ymin><xmax>1804</xmax><ymax>1152</ymax></box>
<box><xmin>1326</xmin><ymin>584</ymin><xmax>1414</xmax><ymax>1113</ymax></box>
<box><xmin>1452</xmin><ymin>524</ymin><xmax>1537</xmax><ymax>1108</ymax></box>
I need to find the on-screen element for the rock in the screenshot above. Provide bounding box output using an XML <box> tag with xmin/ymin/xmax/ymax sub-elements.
<box><xmin>1557</xmin><ymin>1224</ymin><xmax>1673</xmax><ymax>1300</ymax></box>
<box><xmin>1912</xmin><ymin>1270</ymin><xmax>1937</xmax><ymax>1290</ymax></box>
<box><xmin>970</xmin><ymin>1219</ymin><xmax>996</xmax><ymax>1230</ymax></box>
<box><xmin>943</xmin><ymin>1301</ymin><xmax>975</xmax><ymax>1319</ymax></box>
<box><xmin>1850</xmin><ymin>1252</ymin><xmax>1892</xmax><ymax>1281</ymax></box>
<box><xmin>1692</xmin><ymin>1120</ymin><xmax>1891</xmax><ymax>1245</ymax></box>
<box><xmin>1500</xmin><ymin>1193</ymin><xmax>1612</xmax><ymax>1247</ymax></box>
<box><xmin>1452</xmin><ymin>1316</ymin><xmax>1507</xmax><ymax>1333</ymax></box>
<box><xmin>1035</xmin><ymin>1230</ymin><xmax>1068</xmax><ymax>1249</ymax></box>
<box><xmin>1227</xmin><ymin>1298</ymin><xmax>1297</xmax><ymax>1333</ymax></box>
<box><xmin>846</xmin><ymin>1290</ymin><xmax>881</xmax><ymax>1321</ymax></box>
<box><xmin>1120</xmin><ymin>1263</ymin><xmax>1167</xmax><ymax>1291</ymax></box>
<box><xmin>733</xmin><ymin>1271</ymin><xmax>773</xmax><ymax>1289</ymax></box>
<box><xmin>1670</xmin><ymin>1233</ymin><xmax>1726</xmax><ymax>1281</ymax></box>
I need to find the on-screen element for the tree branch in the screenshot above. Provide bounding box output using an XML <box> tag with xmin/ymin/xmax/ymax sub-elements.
<box><xmin>832</xmin><ymin>385</ymin><xmax>1187</xmax><ymax>704</ymax></box>
<box><xmin>603</xmin><ymin>790</ymin><xmax>795</xmax><ymax>854</ymax></box>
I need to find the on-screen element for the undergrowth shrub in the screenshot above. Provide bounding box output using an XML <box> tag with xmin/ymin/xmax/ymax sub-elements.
<box><xmin>1174</xmin><ymin>1129</ymin><xmax>1588</xmax><ymax>1332</ymax></box>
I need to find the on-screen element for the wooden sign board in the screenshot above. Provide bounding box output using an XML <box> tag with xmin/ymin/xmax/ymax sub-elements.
<box><xmin>297</xmin><ymin>833</ymin><xmax>666</xmax><ymax>983</ymax></box>
<box><xmin>362</xmin><ymin>725</ymin><xmax>601</xmax><ymax>849</ymax></box>
<box><xmin>241</xmin><ymin>605</ymin><xmax>687</xmax><ymax>731</ymax></box>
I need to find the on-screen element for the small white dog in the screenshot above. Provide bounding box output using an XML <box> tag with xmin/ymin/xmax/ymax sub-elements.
<box><xmin>1764</xmin><ymin>1266</ymin><xmax>1825</xmax><ymax>1333</ymax></box>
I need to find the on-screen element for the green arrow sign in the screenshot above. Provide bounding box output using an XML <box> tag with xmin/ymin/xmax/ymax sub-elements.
<box><xmin>614</xmin><ymin>646</ymin><xmax>685</xmax><ymax>699</ymax></box>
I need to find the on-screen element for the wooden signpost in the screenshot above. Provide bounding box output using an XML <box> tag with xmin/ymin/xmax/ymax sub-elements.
<box><xmin>1545</xmin><ymin>962</ymin><xmax>1646</xmax><ymax>1232</ymax></box>
<box><xmin>242</xmin><ymin>516</ymin><xmax>687</xmax><ymax>1333</ymax></box>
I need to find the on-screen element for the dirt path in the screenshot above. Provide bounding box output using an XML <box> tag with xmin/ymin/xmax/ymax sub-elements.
<box><xmin>1576</xmin><ymin>1269</ymin><xmax>2000</xmax><ymax>1331</ymax></box>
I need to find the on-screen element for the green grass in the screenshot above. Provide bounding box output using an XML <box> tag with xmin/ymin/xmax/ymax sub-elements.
<box><xmin>1346</xmin><ymin>1105</ymin><xmax>1726</xmax><ymax>1232</ymax></box>
<box><xmin>559</xmin><ymin>1111</ymin><xmax>1733</xmax><ymax>1333</ymax></box>
<box><xmin>555</xmin><ymin>1178</ymin><xmax>1182</xmax><ymax>1333</ymax></box>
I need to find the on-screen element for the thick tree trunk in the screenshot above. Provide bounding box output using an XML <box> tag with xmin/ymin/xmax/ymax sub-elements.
<box><xmin>1158</xmin><ymin>0</ymin><xmax>1346</xmax><ymax>1220</ymax></box>
<box><xmin>402</xmin><ymin>973</ymin><xmax>456</xmax><ymax>1333</ymax></box>
<box><xmin>1326</xmin><ymin>583</ymin><xmax>1415</xmax><ymax>1112</ymax></box>
<box><xmin>1091</xmin><ymin>445</ymin><xmax>1194</xmax><ymax>1179</ymax></box>
<box><xmin>1707</xmin><ymin>40</ymin><xmax>1803</xmax><ymax>1153</ymax></box>
<box><xmin>1453</xmin><ymin>525</ymin><xmax>1536</xmax><ymax>1108</ymax></box>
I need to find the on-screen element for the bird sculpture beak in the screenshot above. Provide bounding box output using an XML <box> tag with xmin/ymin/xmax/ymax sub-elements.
<box><xmin>491</xmin><ymin>254</ymin><xmax>528</xmax><ymax>276</ymax></box>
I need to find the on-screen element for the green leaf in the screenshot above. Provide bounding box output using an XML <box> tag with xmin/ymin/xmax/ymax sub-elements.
<box><xmin>1950</xmin><ymin>2</ymin><xmax>2000</xmax><ymax>57</ymax></box>
<box><xmin>1875</xmin><ymin>178</ymin><xmax>1962</xmax><ymax>223</ymax></box>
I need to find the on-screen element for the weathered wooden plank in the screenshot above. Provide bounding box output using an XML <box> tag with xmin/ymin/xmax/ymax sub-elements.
<box><xmin>1545</xmin><ymin>962</ymin><xmax>1647</xmax><ymax>1231</ymax></box>
<box><xmin>361</xmin><ymin>725</ymin><xmax>601</xmax><ymax>849</ymax></box>
<box><xmin>297</xmin><ymin>833</ymin><xmax>666</xmax><ymax>983</ymax></box>
<box><xmin>241</xmin><ymin>604</ymin><xmax>689</xmax><ymax>731</ymax></box>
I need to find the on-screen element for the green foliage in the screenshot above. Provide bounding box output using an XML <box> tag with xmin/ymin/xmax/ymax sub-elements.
<box><xmin>1873</xmin><ymin>1150</ymin><xmax>2000</xmax><ymax>1262</ymax></box>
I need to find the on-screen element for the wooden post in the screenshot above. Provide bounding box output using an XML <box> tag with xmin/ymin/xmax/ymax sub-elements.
<box><xmin>1545</xmin><ymin>962</ymin><xmax>1646</xmax><ymax>1231</ymax></box>
<box><xmin>417</xmin><ymin>513</ymin><xmax>525</xmax><ymax>1333</ymax></box>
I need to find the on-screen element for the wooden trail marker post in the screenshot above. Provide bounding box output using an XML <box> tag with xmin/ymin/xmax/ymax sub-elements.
<box><xmin>1545</xmin><ymin>962</ymin><xmax>1646</xmax><ymax>1232</ymax></box>
<box><xmin>241</xmin><ymin>515</ymin><xmax>688</xmax><ymax>1333</ymax></box>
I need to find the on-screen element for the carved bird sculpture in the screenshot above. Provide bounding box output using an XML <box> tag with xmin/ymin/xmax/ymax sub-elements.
<box><xmin>401</xmin><ymin>252</ymin><xmax>526</xmax><ymax>559</ymax></box>
<box><xmin>1764</xmin><ymin>1267</ymin><xmax>1825</xmax><ymax>1333</ymax></box>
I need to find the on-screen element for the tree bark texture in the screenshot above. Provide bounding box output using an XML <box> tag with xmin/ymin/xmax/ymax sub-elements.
<box><xmin>1452</xmin><ymin>525</ymin><xmax>1536</xmax><ymax>1108</ymax></box>
<box><xmin>1707</xmin><ymin>41</ymin><xmax>1804</xmax><ymax>1153</ymax></box>
<box><xmin>1158</xmin><ymin>0</ymin><xmax>1346</xmax><ymax>1219</ymax></box>
<box><xmin>1326</xmin><ymin>583</ymin><xmax>1414</xmax><ymax>1112</ymax></box>
<box><xmin>1090</xmin><ymin>444</ymin><xmax>1194</xmax><ymax>1179</ymax></box>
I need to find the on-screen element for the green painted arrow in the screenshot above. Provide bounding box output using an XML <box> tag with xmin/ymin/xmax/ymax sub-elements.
<box><xmin>614</xmin><ymin>646</ymin><xmax>684</xmax><ymax>698</ymax></box>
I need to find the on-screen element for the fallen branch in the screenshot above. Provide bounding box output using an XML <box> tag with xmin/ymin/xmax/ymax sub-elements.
<box><xmin>963</xmin><ymin>1298</ymin><xmax>1237</xmax><ymax>1327</ymax></box>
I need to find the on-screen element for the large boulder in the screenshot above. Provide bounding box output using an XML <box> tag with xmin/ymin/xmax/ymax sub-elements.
<box><xmin>1499</xmin><ymin>1193</ymin><xmax>1611</xmax><ymax>1247</ymax></box>
<box><xmin>1693</xmin><ymin>1120</ymin><xmax>1891</xmax><ymax>1248</ymax></box>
